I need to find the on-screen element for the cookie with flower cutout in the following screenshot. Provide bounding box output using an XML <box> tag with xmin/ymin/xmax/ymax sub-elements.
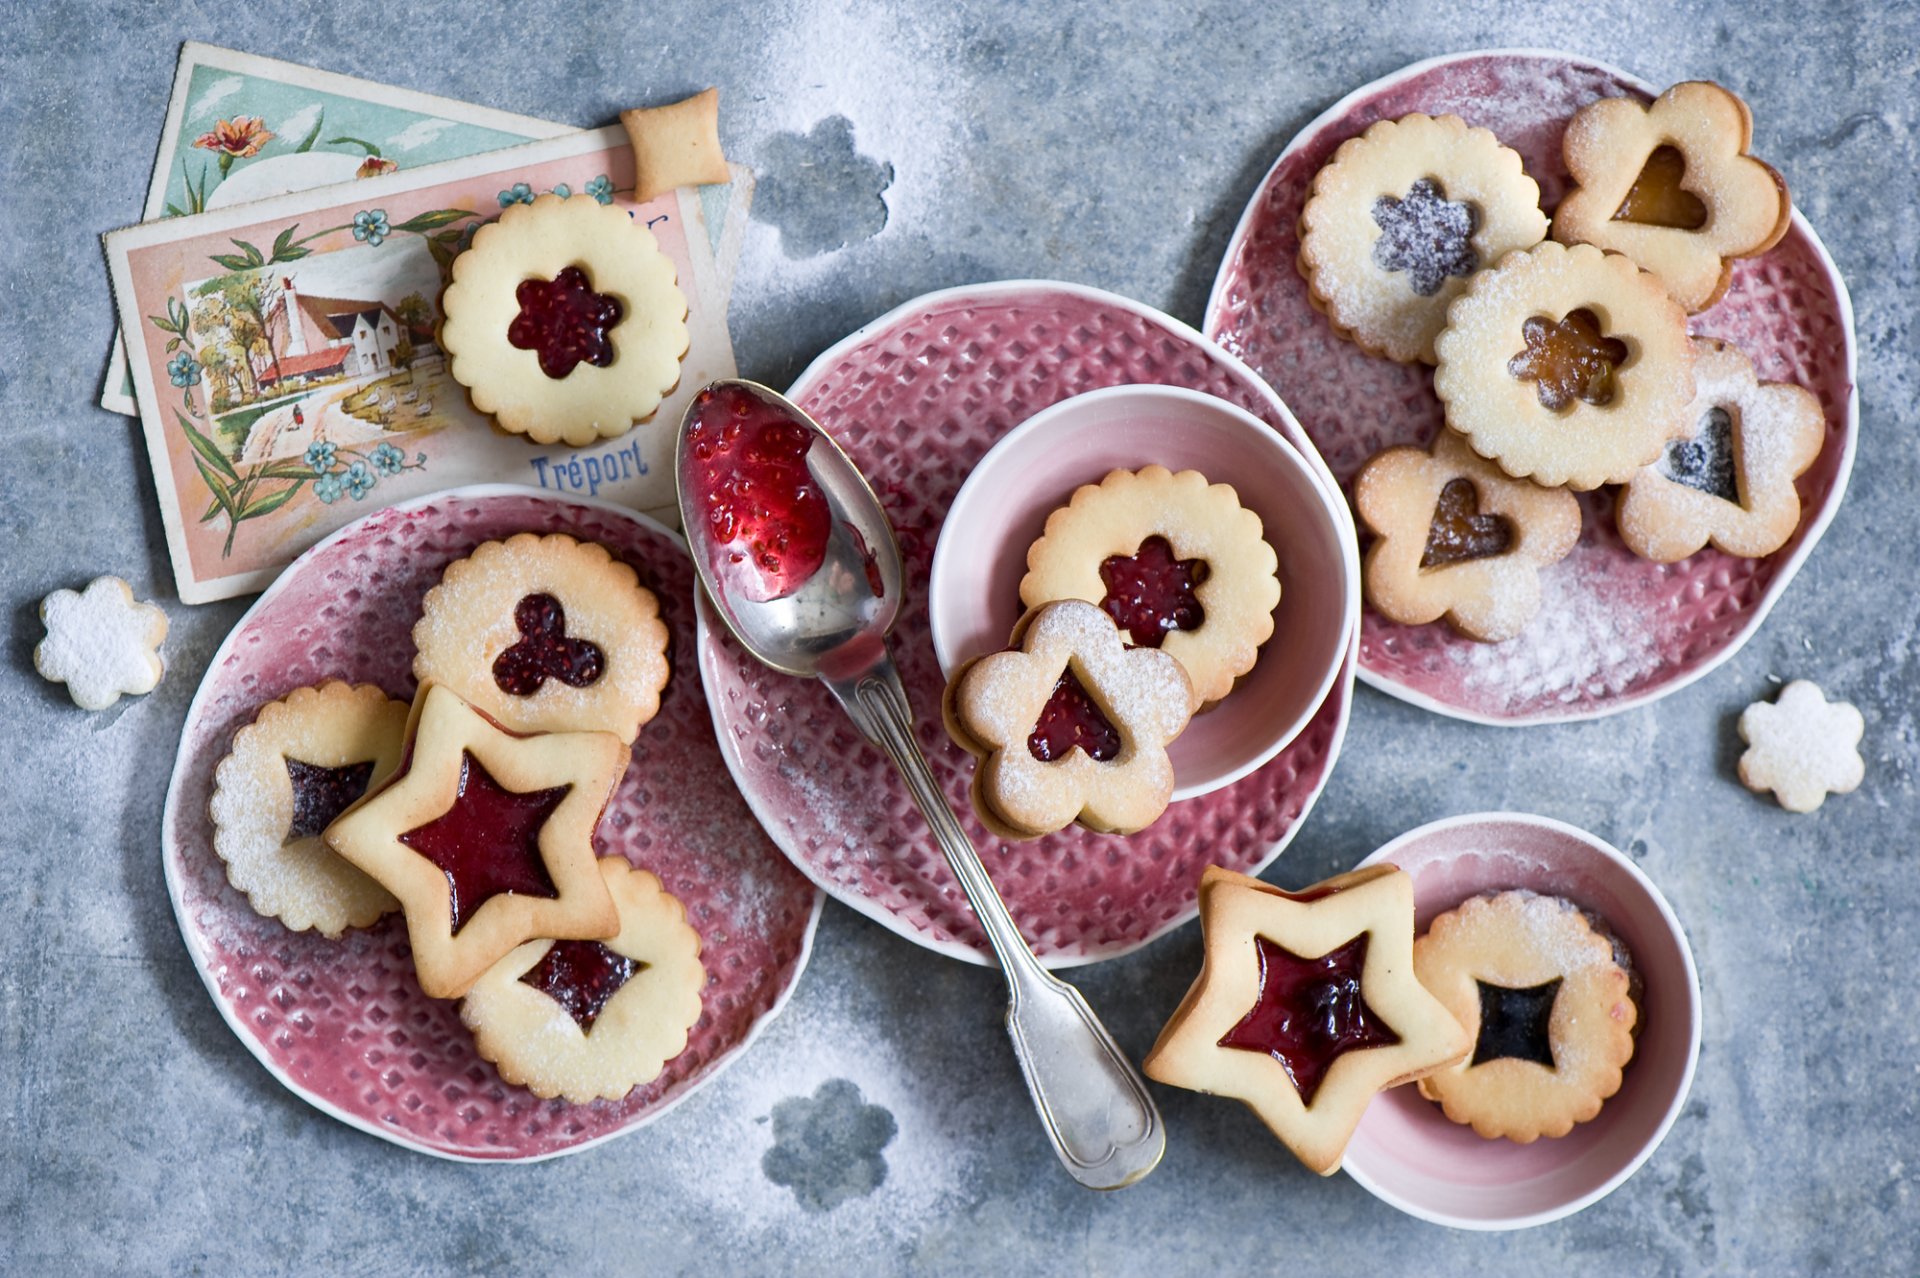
<box><xmin>942</xmin><ymin>600</ymin><xmax>1194</xmax><ymax>839</ymax></box>
<box><xmin>1433</xmin><ymin>241</ymin><xmax>1695</xmax><ymax>490</ymax></box>
<box><xmin>1298</xmin><ymin>113</ymin><xmax>1548</xmax><ymax>364</ymax></box>
<box><xmin>1144</xmin><ymin>865</ymin><xmax>1471</xmax><ymax>1175</ymax></box>
<box><xmin>1616</xmin><ymin>338</ymin><xmax>1826</xmax><ymax>563</ymax></box>
<box><xmin>34</xmin><ymin>576</ymin><xmax>168</xmax><ymax>710</ymax></box>
<box><xmin>1737</xmin><ymin>680</ymin><xmax>1864</xmax><ymax>813</ymax></box>
<box><xmin>322</xmin><ymin>683</ymin><xmax>627</xmax><ymax>999</ymax></box>
<box><xmin>1020</xmin><ymin>465</ymin><xmax>1279</xmax><ymax>708</ymax></box>
<box><xmin>1353</xmin><ymin>431</ymin><xmax>1581</xmax><ymax>642</ymax></box>
<box><xmin>413</xmin><ymin>533</ymin><xmax>669</xmax><ymax>744</ymax></box>
<box><xmin>440</xmin><ymin>193</ymin><xmax>689</xmax><ymax>446</ymax></box>
<box><xmin>210</xmin><ymin>683</ymin><xmax>408</xmax><ymax>938</ymax></box>
<box><xmin>461</xmin><ymin>858</ymin><xmax>705</xmax><ymax>1103</ymax></box>
<box><xmin>1552</xmin><ymin>81</ymin><xmax>1791</xmax><ymax>313</ymax></box>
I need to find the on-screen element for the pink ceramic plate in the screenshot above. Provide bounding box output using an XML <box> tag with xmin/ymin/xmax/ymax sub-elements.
<box><xmin>1206</xmin><ymin>48</ymin><xmax>1858</xmax><ymax>724</ymax></box>
<box><xmin>697</xmin><ymin>280</ymin><xmax>1360</xmax><ymax>967</ymax></box>
<box><xmin>162</xmin><ymin>486</ymin><xmax>823</xmax><ymax>1161</ymax></box>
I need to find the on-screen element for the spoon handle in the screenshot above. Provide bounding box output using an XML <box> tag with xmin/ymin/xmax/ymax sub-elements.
<box><xmin>829</xmin><ymin>660</ymin><xmax>1165</xmax><ymax>1191</ymax></box>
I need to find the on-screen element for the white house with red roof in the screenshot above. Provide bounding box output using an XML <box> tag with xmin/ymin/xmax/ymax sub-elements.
<box><xmin>258</xmin><ymin>276</ymin><xmax>427</xmax><ymax>390</ymax></box>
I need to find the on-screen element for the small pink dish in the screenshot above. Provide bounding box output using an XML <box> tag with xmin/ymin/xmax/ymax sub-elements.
<box><xmin>928</xmin><ymin>384</ymin><xmax>1359</xmax><ymax>799</ymax></box>
<box><xmin>1343</xmin><ymin>812</ymin><xmax>1701</xmax><ymax>1229</ymax></box>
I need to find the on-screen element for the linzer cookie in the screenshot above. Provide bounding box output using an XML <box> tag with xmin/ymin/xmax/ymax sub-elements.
<box><xmin>1020</xmin><ymin>465</ymin><xmax>1279</xmax><ymax>707</ymax></box>
<box><xmin>1616</xmin><ymin>339</ymin><xmax>1825</xmax><ymax>563</ymax></box>
<box><xmin>209</xmin><ymin>683</ymin><xmax>407</xmax><ymax>937</ymax></box>
<box><xmin>1414</xmin><ymin>892</ymin><xmax>1639</xmax><ymax>1143</ymax></box>
<box><xmin>439</xmin><ymin>193</ymin><xmax>689</xmax><ymax>445</ymax></box>
<box><xmin>942</xmin><ymin>600</ymin><xmax>1193</xmax><ymax>839</ymax></box>
<box><xmin>1553</xmin><ymin>81</ymin><xmax>1790</xmax><ymax>312</ymax></box>
<box><xmin>412</xmin><ymin>533</ymin><xmax>669</xmax><ymax>743</ymax></box>
<box><xmin>1353</xmin><ymin>431</ymin><xmax>1581</xmax><ymax>642</ymax></box>
<box><xmin>1299</xmin><ymin>114</ymin><xmax>1548</xmax><ymax>364</ymax></box>
<box><xmin>1432</xmin><ymin>241</ymin><xmax>1695</xmax><ymax>490</ymax></box>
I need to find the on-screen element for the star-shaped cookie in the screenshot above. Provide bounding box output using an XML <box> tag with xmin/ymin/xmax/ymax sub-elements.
<box><xmin>323</xmin><ymin>683</ymin><xmax>627</xmax><ymax>998</ymax></box>
<box><xmin>1143</xmin><ymin>864</ymin><xmax>1469</xmax><ymax>1175</ymax></box>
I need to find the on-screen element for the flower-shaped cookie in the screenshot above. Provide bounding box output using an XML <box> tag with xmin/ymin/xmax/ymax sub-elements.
<box><xmin>440</xmin><ymin>193</ymin><xmax>689</xmax><ymax>446</ymax></box>
<box><xmin>1737</xmin><ymin>680</ymin><xmax>1864</xmax><ymax>813</ymax></box>
<box><xmin>942</xmin><ymin>600</ymin><xmax>1193</xmax><ymax>839</ymax></box>
<box><xmin>1433</xmin><ymin>241</ymin><xmax>1695</xmax><ymax>490</ymax></box>
<box><xmin>323</xmin><ymin>683</ymin><xmax>627</xmax><ymax>999</ymax></box>
<box><xmin>461</xmin><ymin>858</ymin><xmax>704</xmax><ymax>1103</ymax></box>
<box><xmin>1353</xmin><ymin>431</ymin><xmax>1581</xmax><ymax>642</ymax></box>
<box><xmin>1143</xmin><ymin>865</ymin><xmax>1471</xmax><ymax>1175</ymax></box>
<box><xmin>1553</xmin><ymin>81</ymin><xmax>1790</xmax><ymax>312</ymax></box>
<box><xmin>34</xmin><ymin>576</ymin><xmax>168</xmax><ymax>710</ymax></box>
<box><xmin>1616</xmin><ymin>339</ymin><xmax>1826</xmax><ymax>562</ymax></box>
<box><xmin>1299</xmin><ymin>113</ymin><xmax>1548</xmax><ymax>363</ymax></box>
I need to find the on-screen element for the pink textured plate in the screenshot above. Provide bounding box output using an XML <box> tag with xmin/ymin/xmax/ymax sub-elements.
<box><xmin>697</xmin><ymin>280</ymin><xmax>1359</xmax><ymax>967</ymax></box>
<box><xmin>1344</xmin><ymin>813</ymin><xmax>1702</xmax><ymax>1229</ymax></box>
<box><xmin>162</xmin><ymin>485</ymin><xmax>822</xmax><ymax>1161</ymax></box>
<box><xmin>1206</xmin><ymin>48</ymin><xmax>1858</xmax><ymax>724</ymax></box>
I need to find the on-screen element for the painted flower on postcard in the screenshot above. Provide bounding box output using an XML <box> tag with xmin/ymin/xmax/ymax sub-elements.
<box><xmin>356</xmin><ymin>156</ymin><xmax>399</xmax><ymax>179</ymax></box>
<box><xmin>195</xmin><ymin>116</ymin><xmax>275</xmax><ymax>162</ymax></box>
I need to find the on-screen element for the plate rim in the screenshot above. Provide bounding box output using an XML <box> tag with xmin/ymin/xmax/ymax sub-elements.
<box><xmin>160</xmin><ymin>481</ymin><xmax>826</xmax><ymax>1163</ymax></box>
<box><xmin>1201</xmin><ymin>45</ymin><xmax>1861</xmax><ymax>727</ymax></box>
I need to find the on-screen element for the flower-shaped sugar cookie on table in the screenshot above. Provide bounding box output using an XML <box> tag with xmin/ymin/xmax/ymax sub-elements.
<box><xmin>34</xmin><ymin>576</ymin><xmax>168</xmax><ymax>710</ymax></box>
<box><xmin>941</xmin><ymin>599</ymin><xmax>1194</xmax><ymax>839</ymax></box>
<box><xmin>1737</xmin><ymin>680</ymin><xmax>1864</xmax><ymax>813</ymax></box>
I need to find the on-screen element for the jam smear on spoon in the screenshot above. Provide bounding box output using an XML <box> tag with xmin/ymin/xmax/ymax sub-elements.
<box><xmin>684</xmin><ymin>385</ymin><xmax>833</xmax><ymax>602</ymax></box>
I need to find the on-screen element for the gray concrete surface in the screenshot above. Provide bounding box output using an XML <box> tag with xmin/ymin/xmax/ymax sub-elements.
<box><xmin>4</xmin><ymin>2</ymin><xmax>1918</xmax><ymax>1274</ymax></box>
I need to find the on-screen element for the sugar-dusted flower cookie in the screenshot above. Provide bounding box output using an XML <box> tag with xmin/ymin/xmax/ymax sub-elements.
<box><xmin>1553</xmin><ymin>81</ymin><xmax>1790</xmax><ymax>312</ymax></box>
<box><xmin>1020</xmin><ymin>465</ymin><xmax>1279</xmax><ymax>707</ymax></box>
<box><xmin>1144</xmin><ymin>865</ymin><xmax>1471</xmax><ymax>1176</ymax></box>
<box><xmin>621</xmin><ymin>87</ymin><xmax>731</xmax><ymax>203</ymax></box>
<box><xmin>1616</xmin><ymin>339</ymin><xmax>1825</xmax><ymax>563</ymax></box>
<box><xmin>462</xmin><ymin>858</ymin><xmax>705</xmax><ymax>1103</ymax></box>
<box><xmin>1299</xmin><ymin>113</ymin><xmax>1548</xmax><ymax>364</ymax></box>
<box><xmin>210</xmin><ymin>683</ymin><xmax>407</xmax><ymax>937</ymax></box>
<box><xmin>34</xmin><ymin>576</ymin><xmax>168</xmax><ymax>710</ymax></box>
<box><xmin>1738</xmin><ymin>680</ymin><xmax>1864</xmax><ymax>813</ymax></box>
<box><xmin>942</xmin><ymin>600</ymin><xmax>1193</xmax><ymax>839</ymax></box>
<box><xmin>1414</xmin><ymin>892</ymin><xmax>1639</xmax><ymax>1143</ymax></box>
<box><xmin>440</xmin><ymin>193</ymin><xmax>689</xmax><ymax>446</ymax></box>
<box><xmin>323</xmin><ymin>683</ymin><xmax>627</xmax><ymax>999</ymax></box>
<box><xmin>412</xmin><ymin>533</ymin><xmax>669</xmax><ymax>743</ymax></box>
<box><xmin>1433</xmin><ymin>241</ymin><xmax>1695</xmax><ymax>490</ymax></box>
<box><xmin>1353</xmin><ymin>431</ymin><xmax>1581</xmax><ymax>642</ymax></box>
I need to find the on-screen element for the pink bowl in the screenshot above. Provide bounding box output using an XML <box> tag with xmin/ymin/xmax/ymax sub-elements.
<box><xmin>929</xmin><ymin>384</ymin><xmax>1359</xmax><ymax>798</ymax></box>
<box><xmin>1344</xmin><ymin>813</ymin><xmax>1701</xmax><ymax>1229</ymax></box>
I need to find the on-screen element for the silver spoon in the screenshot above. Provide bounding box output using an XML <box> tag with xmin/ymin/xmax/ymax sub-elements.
<box><xmin>677</xmin><ymin>379</ymin><xmax>1164</xmax><ymax>1190</ymax></box>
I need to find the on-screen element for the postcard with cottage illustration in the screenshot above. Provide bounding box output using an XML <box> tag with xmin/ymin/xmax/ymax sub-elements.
<box><xmin>102</xmin><ymin>42</ymin><xmax>753</xmax><ymax>414</ymax></box>
<box><xmin>107</xmin><ymin>126</ymin><xmax>732</xmax><ymax>603</ymax></box>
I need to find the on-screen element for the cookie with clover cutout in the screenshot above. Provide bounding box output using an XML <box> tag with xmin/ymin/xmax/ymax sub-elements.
<box><xmin>412</xmin><ymin>533</ymin><xmax>670</xmax><ymax>744</ymax></box>
<box><xmin>1143</xmin><ymin>864</ymin><xmax>1471</xmax><ymax>1176</ymax></box>
<box><xmin>461</xmin><ymin>857</ymin><xmax>705</xmax><ymax>1103</ymax></box>
<box><xmin>942</xmin><ymin>599</ymin><xmax>1194</xmax><ymax>839</ymax></box>
<box><xmin>1298</xmin><ymin>113</ymin><xmax>1548</xmax><ymax>364</ymax></box>
<box><xmin>1552</xmin><ymin>81</ymin><xmax>1791</xmax><ymax>313</ymax></box>
<box><xmin>1616</xmin><ymin>339</ymin><xmax>1826</xmax><ymax>563</ymax></box>
<box><xmin>1737</xmin><ymin>680</ymin><xmax>1864</xmax><ymax>813</ymax></box>
<box><xmin>1433</xmin><ymin>241</ymin><xmax>1695</xmax><ymax>490</ymax></box>
<box><xmin>1020</xmin><ymin>465</ymin><xmax>1279</xmax><ymax>708</ymax></box>
<box><xmin>1353</xmin><ymin>430</ymin><xmax>1581</xmax><ymax>643</ymax></box>
<box><xmin>439</xmin><ymin>193</ymin><xmax>689</xmax><ymax>446</ymax></box>
<box><xmin>210</xmin><ymin>682</ymin><xmax>407</xmax><ymax>937</ymax></box>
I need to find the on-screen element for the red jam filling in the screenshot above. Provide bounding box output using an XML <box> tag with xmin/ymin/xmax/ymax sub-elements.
<box><xmin>1027</xmin><ymin>668</ymin><xmax>1122</xmax><ymax>763</ymax></box>
<box><xmin>1421</xmin><ymin>478</ymin><xmax>1515</xmax><ymax>569</ymax></box>
<box><xmin>519</xmin><ymin>939</ymin><xmax>645</xmax><ymax>1033</ymax></box>
<box><xmin>507</xmin><ymin>265</ymin><xmax>623</xmax><ymax>380</ymax></box>
<box><xmin>1217</xmin><ymin>932</ymin><xmax>1401</xmax><ymax>1105</ymax></box>
<box><xmin>682</xmin><ymin>384</ymin><xmax>832</xmax><ymax>602</ymax></box>
<box><xmin>491</xmin><ymin>592</ymin><xmax>606</xmax><ymax>697</ymax></box>
<box><xmin>397</xmin><ymin>751</ymin><xmax>568</xmax><ymax>933</ymax></box>
<box><xmin>1472</xmin><ymin>978</ymin><xmax>1562</xmax><ymax>1068</ymax></box>
<box><xmin>284</xmin><ymin>757</ymin><xmax>376</xmax><ymax>842</ymax></box>
<box><xmin>1098</xmin><ymin>536</ymin><xmax>1207</xmax><ymax>648</ymax></box>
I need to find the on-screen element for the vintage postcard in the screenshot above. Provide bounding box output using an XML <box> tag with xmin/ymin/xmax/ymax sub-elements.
<box><xmin>108</xmin><ymin>126</ymin><xmax>732</xmax><ymax>603</ymax></box>
<box><xmin>102</xmin><ymin>42</ymin><xmax>753</xmax><ymax>414</ymax></box>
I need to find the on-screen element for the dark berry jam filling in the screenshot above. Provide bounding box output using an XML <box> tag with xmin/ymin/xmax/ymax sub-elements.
<box><xmin>1098</xmin><ymin>536</ymin><xmax>1207</xmax><ymax>648</ymax></box>
<box><xmin>397</xmin><ymin>750</ymin><xmax>568</xmax><ymax>933</ymax></box>
<box><xmin>507</xmin><ymin>265</ymin><xmax>623</xmax><ymax>380</ymax></box>
<box><xmin>284</xmin><ymin>757</ymin><xmax>376</xmax><ymax>842</ymax></box>
<box><xmin>1471</xmin><ymin>977</ymin><xmax>1562</xmax><ymax>1068</ymax></box>
<box><xmin>520</xmin><ymin>939</ymin><xmax>644</xmax><ymax>1033</ymax></box>
<box><xmin>1218</xmin><ymin>932</ymin><xmax>1402</xmax><ymax>1105</ymax></box>
<box><xmin>1027</xmin><ymin>668</ymin><xmax>1122</xmax><ymax>763</ymax></box>
<box><xmin>491</xmin><ymin>592</ymin><xmax>606</xmax><ymax>697</ymax></box>
<box><xmin>683</xmin><ymin>384</ymin><xmax>832</xmax><ymax>603</ymax></box>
